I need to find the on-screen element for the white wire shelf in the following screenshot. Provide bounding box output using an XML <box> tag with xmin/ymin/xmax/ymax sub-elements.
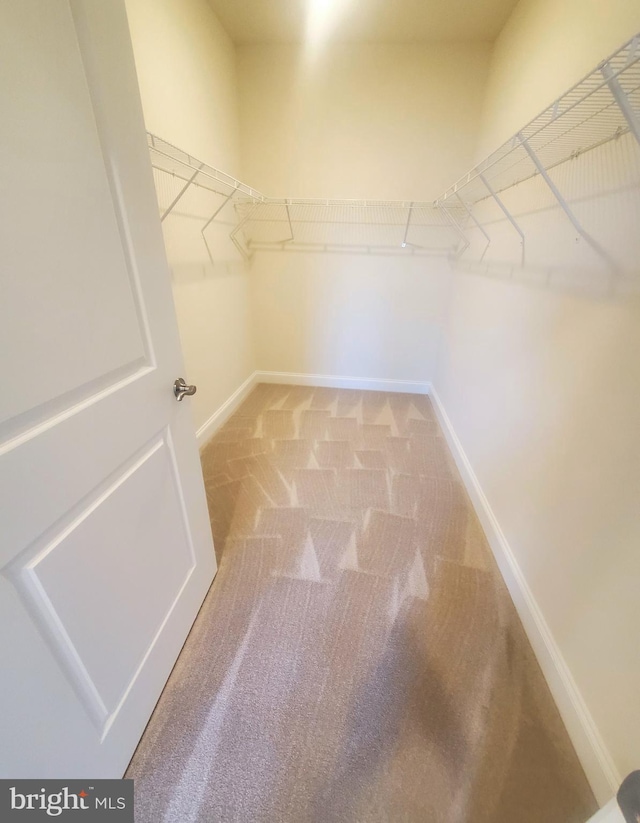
<box><xmin>148</xmin><ymin>134</ymin><xmax>264</xmax><ymax>207</ymax></box>
<box><xmin>233</xmin><ymin>199</ymin><xmax>462</xmax><ymax>256</ymax></box>
<box><xmin>438</xmin><ymin>35</ymin><xmax>640</xmax><ymax>208</ymax></box>
<box><xmin>147</xmin><ymin>134</ymin><xmax>463</xmax><ymax>259</ymax></box>
<box><xmin>147</xmin><ymin>35</ymin><xmax>639</xmax><ymax>269</ymax></box>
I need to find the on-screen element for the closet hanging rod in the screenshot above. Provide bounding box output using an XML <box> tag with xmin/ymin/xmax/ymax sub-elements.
<box><xmin>244</xmin><ymin>243</ymin><xmax>448</xmax><ymax>257</ymax></box>
<box><xmin>260</xmin><ymin>199</ymin><xmax>429</xmax><ymax>208</ymax></box>
<box><xmin>238</xmin><ymin>218</ymin><xmax>441</xmax><ymax>227</ymax></box>
<box><xmin>237</xmin><ymin>203</ymin><xmax>443</xmax><ymax>216</ymax></box>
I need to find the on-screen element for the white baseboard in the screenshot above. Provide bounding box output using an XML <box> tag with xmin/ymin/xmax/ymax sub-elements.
<box><xmin>427</xmin><ymin>382</ymin><xmax>620</xmax><ymax>806</ymax></box>
<box><xmin>256</xmin><ymin>370</ymin><xmax>430</xmax><ymax>394</ymax></box>
<box><xmin>196</xmin><ymin>371</ymin><xmax>258</xmax><ymax>448</ymax></box>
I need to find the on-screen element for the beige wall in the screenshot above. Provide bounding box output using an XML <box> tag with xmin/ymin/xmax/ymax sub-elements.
<box><xmin>125</xmin><ymin>0</ymin><xmax>254</xmax><ymax>433</ymax></box>
<box><xmin>435</xmin><ymin>0</ymin><xmax>640</xmax><ymax>798</ymax></box>
<box><xmin>238</xmin><ymin>43</ymin><xmax>491</xmax><ymax>381</ymax></box>
<box><xmin>238</xmin><ymin>43</ymin><xmax>491</xmax><ymax>201</ymax></box>
<box><xmin>250</xmin><ymin>252</ymin><xmax>451</xmax><ymax>382</ymax></box>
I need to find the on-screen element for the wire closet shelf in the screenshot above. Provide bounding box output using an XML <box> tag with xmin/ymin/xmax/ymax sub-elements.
<box><xmin>436</xmin><ymin>34</ymin><xmax>640</xmax><ymax>265</ymax></box>
<box><xmin>233</xmin><ymin>198</ymin><xmax>463</xmax><ymax>256</ymax></box>
<box><xmin>148</xmin><ymin>34</ymin><xmax>640</xmax><ymax>265</ymax></box>
<box><xmin>147</xmin><ymin>133</ymin><xmax>464</xmax><ymax>259</ymax></box>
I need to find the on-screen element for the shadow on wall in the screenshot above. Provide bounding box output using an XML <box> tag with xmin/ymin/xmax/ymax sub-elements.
<box><xmin>248</xmin><ymin>250</ymin><xmax>450</xmax><ymax>380</ymax></box>
<box><xmin>452</xmin><ymin>133</ymin><xmax>640</xmax><ymax>300</ymax></box>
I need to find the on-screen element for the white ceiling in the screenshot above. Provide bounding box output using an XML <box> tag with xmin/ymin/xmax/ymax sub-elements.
<box><xmin>207</xmin><ymin>0</ymin><xmax>520</xmax><ymax>45</ymax></box>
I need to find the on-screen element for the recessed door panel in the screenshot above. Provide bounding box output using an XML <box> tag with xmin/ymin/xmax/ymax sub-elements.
<box><xmin>12</xmin><ymin>436</ymin><xmax>196</xmax><ymax>725</ymax></box>
<box><xmin>0</xmin><ymin>0</ymin><xmax>147</xmax><ymax>429</ymax></box>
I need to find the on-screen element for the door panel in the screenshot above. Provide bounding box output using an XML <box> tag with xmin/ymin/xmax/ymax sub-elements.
<box><xmin>0</xmin><ymin>0</ymin><xmax>216</xmax><ymax>778</ymax></box>
<box><xmin>0</xmin><ymin>0</ymin><xmax>148</xmax><ymax>431</ymax></box>
<box><xmin>8</xmin><ymin>434</ymin><xmax>196</xmax><ymax>724</ymax></box>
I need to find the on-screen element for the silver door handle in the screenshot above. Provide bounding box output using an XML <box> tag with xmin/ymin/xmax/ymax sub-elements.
<box><xmin>174</xmin><ymin>378</ymin><xmax>197</xmax><ymax>401</ymax></box>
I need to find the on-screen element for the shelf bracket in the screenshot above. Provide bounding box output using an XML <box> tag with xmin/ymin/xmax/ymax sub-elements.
<box><xmin>230</xmin><ymin>201</ymin><xmax>261</xmax><ymax>262</ymax></box>
<box><xmin>454</xmin><ymin>192</ymin><xmax>491</xmax><ymax>261</ymax></box>
<box><xmin>160</xmin><ymin>163</ymin><xmax>204</xmax><ymax>222</ymax></box>
<box><xmin>401</xmin><ymin>202</ymin><xmax>413</xmax><ymax>247</ymax></box>
<box><xmin>479</xmin><ymin>173</ymin><xmax>525</xmax><ymax>265</ymax></box>
<box><xmin>202</xmin><ymin>187</ymin><xmax>238</xmax><ymax>264</ymax></box>
<box><xmin>438</xmin><ymin>201</ymin><xmax>470</xmax><ymax>257</ymax></box>
<box><xmin>601</xmin><ymin>57</ymin><xmax>640</xmax><ymax>148</ymax></box>
<box><xmin>517</xmin><ymin>133</ymin><xmax>618</xmax><ymax>272</ymax></box>
<box><xmin>284</xmin><ymin>202</ymin><xmax>294</xmax><ymax>243</ymax></box>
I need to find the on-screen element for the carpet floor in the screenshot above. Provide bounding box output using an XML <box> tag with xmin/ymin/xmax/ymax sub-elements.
<box><xmin>127</xmin><ymin>384</ymin><xmax>597</xmax><ymax>823</ymax></box>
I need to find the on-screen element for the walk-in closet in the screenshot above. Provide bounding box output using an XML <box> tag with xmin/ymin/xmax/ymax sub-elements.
<box><xmin>2</xmin><ymin>1</ymin><xmax>639</xmax><ymax>821</ymax></box>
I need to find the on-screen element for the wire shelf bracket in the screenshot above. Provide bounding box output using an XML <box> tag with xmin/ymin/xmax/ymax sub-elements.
<box><xmin>517</xmin><ymin>133</ymin><xmax>619</xmax><ymax>272</ymax></box>
<box><xmin>284</xmin><ymin>202</ymin><xmax>294</xmax><ymax>244</ymax></box>
<box><xmin>148</xmin><ymin>133</ymin><xmax>266</xmax><ymax>263</ymax></box>
<box><xmin>229</xmin><ymin>200</ymin><xmax>261</xmax><ymax>262</ymax></box>
<box><xmin>401</xmin><ymin>202</ymin><xmax>414</xmax><ymax>248</ymax></box>
<box><xmin>160</xmin><ymin>163</ymin><xmax>204</xmax><ymax>222</ymax></box>
<box><xmin>601</xmin><ymin>38</ymin><xmax>640</xmax><ymax>148</ymax></box>
<box><xmin>438</xmin><ymin>203</ymin><xmax>471</xmax><ymax>258</ymax></box>
<box><xmin>455</xmin><ymin>192</ymin><xmax>491</xmax><ymax>249</ymax></box>
<box><xmin>479</xmin><ymin>172</ymin><xmax>525</xmax><ymax>266</ymax></box>
<box><xmin>201</xmin><ymin>187</ymin><xmax>238</xmax><ymax>264</ymax></box>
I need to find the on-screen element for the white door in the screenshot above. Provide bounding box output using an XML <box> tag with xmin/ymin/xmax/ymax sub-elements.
<box><xmin>0</xmin><ymin>0</ymin><xmax>216</xmax><ymax>778</ymax></box>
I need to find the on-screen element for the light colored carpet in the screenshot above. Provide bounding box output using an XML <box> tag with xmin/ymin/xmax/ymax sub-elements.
<box><xmin>127</xmin><ymin>384</ymin><xmax>597</xmax><ymax>823</ymax></box>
